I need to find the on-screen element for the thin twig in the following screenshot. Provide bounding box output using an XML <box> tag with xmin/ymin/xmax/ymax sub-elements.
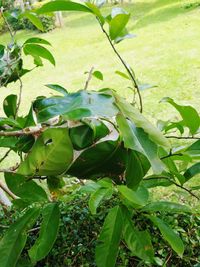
<box><xmin>144</xmin><ymin>176</ymin><xmax>200</xmax><ymax>200</ymax></box>
<box><xmin>165</xmin><ymin>135</ymin><xmax>200</xmax><ymax>140</ymax></box>
<box><xmin>0</xmin><ymin>7</ymin><xmax>15</xmax><ymax>42</ymax></box>
<box><xmin>84</xmin><ymin>66</ymin><xmax>94</xmax><ymax>90</ymax></box>
<box><xmin>28</xmin><ymin>226</ymin><xmax>40</xmax><ymax>233</ymax></box>
<box><xmin>0</xmin><ymin>149</ymin><xmax>12</xmax><ymax>164</ymax></box>
<box><xmin>160</xmin><ymin>153</ymin><xmax>183</xmax><ymax>160</ymax></box>
<box><xmin>0</xmin><ymin>180</ymin><xmax>17</xmax><ymax>199</ymax></box>
<box><xmin>0</xmin><ymin>169</ymin><xmax>14</xmax><ymax>174</ymax></box>
<box><xmin>97</xmin><ymin>18</ymin><xmax>143</xmax><ymax>113</ymax></box>
<box><xmin>0</xmin><ymin>125</ymin><xmax>43</xmax><ymax>137</ymax></box>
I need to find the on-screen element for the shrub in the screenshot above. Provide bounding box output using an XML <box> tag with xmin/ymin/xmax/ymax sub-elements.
<box><xmin>6</xmin><ymin>11</ymin><xmax>55</xmax><ymax>33</ymax></box>
<box><xmin>0</xmin><ymin>194</ymin><xmax>199</xmax><ymax>266</ymax></box>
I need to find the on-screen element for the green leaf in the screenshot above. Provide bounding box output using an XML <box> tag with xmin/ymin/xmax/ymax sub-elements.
<box><xmin>3</xmin><ymin>94</ymin><xmax>17</xmax><ymax>118</ymax></box>
<box><xmin>24</xmin><ymin>37</ymin><xmax>51</xmax><ymax>46</ymax></box>
<box><xmin>109</xmin><ymin>13</ymin><xmax>130</xmax><ymax>40</ymax></box>
<box><xmin>45</xmin><ymin>84</ymin><xmax>68</xmax><ymax>96</ymax></box>
<box><xmin>29</xmin><ymin>203</ymin><xmax>60</xmax><ymax>263</ymax></box>
<box><xmin>115</xmin><ymin>94</ymin><xmax>169</xmax><ymax>148</ymax></box>
<box><xmin>21</xmin><ymin>12</ymin><xmax>44</xmax><ymax>31</ymax></box>
<box><xmin>125</xmin><ymin>150</ymin><xmax>150</xmax><ymax>190</ymax></box>
<box><xmin>0</xmin><ymin>117</ymin><xmax>21</xmax><ymax>128</ymax></box>
<box><xmin>17</xmin><ymin>128</ymin><xmax>73</xmax><ymax>176</ymax></box>
<box><xmin>23</xmin><ymin>44</ymin><xmax>55</xmax><ymax>66</ymax></box>
<box><xmin>115</xmin><ymin>70</ymin><xmax>130</xmax><ymax>80</ymax></box>
<box><xmin>67</xmin><ymin>140</ymin><xmax>126</xmax><ymax>180</ymax></box>
<box><xmin>185</xmin><ymin>140</ymin><xmax>200</xmax><ymax>158</ymax></box>
<box><xmin>142</xmin><ymin>177</ymin><xmax>173</xmax><ymax>188</ymax></box>
<box><xmin>148</xmin><ymin>215</ymin><xmax>184</xmax><ymax>257</ymax></box>
<box><xmin>80</xmin><ymin>181</ymin><xmax>101</xmax><ymax>194</ymax></box>
<box><xmin>116</xmin><ymin>114</ymin><xmax>165</xmax><ymax>174</ymax></box>
<box><xmin>89</xmin><ymin>187</ymin><xmax>113</xmax><ymax>215</ymax></box>
<box><xmin>0</xmin><ymin>45</ymin><xmax>5</xmax><ymax>58</ymax></box>
<box><xmin>161</xmin><ymin>97</ymin><xmax>200</xmax><ymax>135</ymax></box>
<box><xmin>92</xmin><ymin>70</ymin><xmax>104</xmax><ymax>81</ymax></box>
<box><xmin>33</xmin><ymin>90</ymin><xmax>118</xmax><ymax>123</ymax></box>
<box><xmin>184</xmin><ymin>162</ymin><xmax>200</xmax><ymax>181</ymax></box>
<box><xmin>69</xmin><ymin>119</ymin><xmax>109</xmax><ymax>150</ymax></box>
<box><xmin>0</xmin><ymin>208</ymin><xmax>40</xmax><ymax>267</ymax></box>
<box><xmin>85</xmin><ymin>2</ymin><xmax>105</xmax><ymax>25</ymax></box>
<box><xmin>37</xmin><ymin>0</ymin><xmax>93</xmax><ymax>14</ymax></box>
<box><xmin>142</xmin><ymin>201</ymin><xmax>191</xmax><ymax>213</ymax></box>
<box><xmin>95</xmin><ymin>206</ymin><xmax>123</xmax><ymax>267</ymax></box>
<box><xmin>118</xmin><ymin>185</ymin><xmax>149</xmax><ymax>207</ymax></box>
<box><xmin>122</xmin><ymin>207</ymin><xmax>154</xmax><ymax>262</ymax></box>
<box><xmin>5</xmin><ymin>173</ymin><xmax>48</xmax><ymax>203</ymax></box>
<box><xmin>0</xmin><ymin>136</ymin><xmax>17</xmax><ymax>148</ymax></box>
<box><xmin>97</xmin><ymin>178</ymin><xmax>113</xmax><ymax>188</ymax></box>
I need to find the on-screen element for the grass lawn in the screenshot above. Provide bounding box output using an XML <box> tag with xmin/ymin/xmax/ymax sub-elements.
<box><xmin>0</xmin><ymin>0</ymin><xmax>200</xmax><ymax>206</ymax></box>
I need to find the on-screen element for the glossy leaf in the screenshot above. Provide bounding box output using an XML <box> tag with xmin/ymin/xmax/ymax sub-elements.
<box><xmin>0</xmin><ymin>208</ymin><xmax>40</xmax><ymax>267</ymax></box>
<box><xmin>45</xmin><ymin>84</ymin><xmax>68</xmax><ymax>96</ymax></box>
<box><xmin>184</xmin><ymin>162</ymin><xmax>200</xmax><ymax>181</ymax></box>
<box><xmin>122</xmin><ymin>208</ymin><xmax>154</xmax><ymax>262</ymax></box>
<box><xmin>116</xmin><ymin>114</ymin><xmax>165</xmax><ymax>174</ymax></box>
<box><xmin>142</xmin><ymin>201</ymin><xmax>191</xmax><ymax>213</ymax></box>
<box><xmin>125</xmin><ymin>150</ymin><xmax>150</xmax><ymax>190</ymax></box>
<box><xmin>23</xmin><ymin>44</ymin><xmax>55</xmax><ymax>66</ymax></box>
<box><xmin>0</xmin><ymin>136</ymin><xmax>17</xmax><ymax>148</ymax></box>
<box><xmin>89</xmin><ymin>187</ymin><xmax>113</xmax><ymax>214</ymax></box>
<box><xmin>109</xmin><ymin>13</ymin><xmax>130</xmax><ymax>40</ymax></box>
<box><xmin>95</xmin><ymin>206</ymin><xmax>123</xmax><ymax>267</ymax></box>
<box><xmin>5</xmin><ymin>173</ymin><xmax>48</xmax><ymax>203</ymax></box>
<box><xmin>161</xmin><ymin>97</ymin><xmax>200</xmax><ymax>135</ymax></box>
<box><xmin>148</xmin><ymin>215</ymin><xmax>184</xmax><ymax>257</ymax></box>
<box><xmin>33</xmin><ymin>90</ymin><xmax>118</xmax><ymax>123</ymax></box>
<box><xmin>29</xmin><ymin>203</ymin><xmax>60</xmax><ymax>263</ymax></box>
<box><xmin>115</xmin><ymin>95</ymin><xmax>169</xmax><ymax>148</ymax></box>
<box><xmin>17</xmin><ymin>128</ymin><xmax>73</xmax><ymax>176</ymax></box>
<box><xmin>118</xmin><ymin>185</ymin><xmax>149</xmax><ymax>207</ymax></box>
<box><xmin>21</xmin><ymin>12</ymin><xmax>44</xmax><ymax>31</ymax></box>
<box><xmin>185</xmin><ymin>140</ymin><xmax>200</xmax><ymax>158</ymax></box>
<box><xmin>0</xmin><ymin>117</ymin><xmax>21</xmax><ymax>128</ymax></box>
<box><xmin>142</xmin><ymin>177</ymin><xmax>173</xmax><ymax>188</ymax></box>
<box><xmin>67</xmin><ymin>140</ymin><xmax>127</xmax><ymax>180</ymax></box>
<box><xmin>3</xmin><ymin>94</ymin><xmax>17</xmax><ymax>118</ymax></box>
<box><xmin>24</xmin><ymin>37</ymin><xmax>51</xmax><ymax>46</ymax></box>
<box><xmin>92</xmin><ymin>70</ymin><xmax>103</xmax><ymax>81</ymax></box>
<box><xmin>85</xmin><ymin>2</ymin><xmax>105</xmax><ymax>24</ymax></box>
<box><xmin>115</xmin><ymin>70</ymin><xmax>130</xmax><ymax>80</ymax></box>
<box><xmin>37</xmin><ymin>1</ymin><xmax>92</xmax><ymax>14</ymax></box>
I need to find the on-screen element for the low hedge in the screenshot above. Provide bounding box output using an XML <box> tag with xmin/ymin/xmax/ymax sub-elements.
<box><xmin>0</xmin><ymin>193</ymin><xmax>199</xmax><ymax>266</ymax></box>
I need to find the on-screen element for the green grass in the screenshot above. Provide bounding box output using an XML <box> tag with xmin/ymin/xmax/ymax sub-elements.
<box><xmin>0</xmin><ymin>0</ymin><xmax>200</xmax><ymax>206</ymax></box>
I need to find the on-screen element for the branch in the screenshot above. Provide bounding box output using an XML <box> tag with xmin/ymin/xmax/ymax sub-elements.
<box><xmin>84</xmin><ymin>66</ymin><xmax>94</xmax><ymax>90</ymax></box>
<box><xmin>0</xmin><ymin>180</ymin><xmax>17</xmax><ymax>200</ymax></box>
<box><xmin>0</xmin><ymin>7</ymin><xmax>15</xmax><ymax>42</ymax></box>
<box><xmin>165</xmin><ymin>135</ymin><xmax>200</xmax><ymax>140</ymax></box>
<box><xmin>0</xmin><ymin>149</ymin><xmax>12</xmax><ymax>164</ymax></box>
<box><xmin>144</xmin><ymin>176</ymin><xmax>200</xmax><ymax>200</ymax></box>
<box><xmin>0</xmin><ymin>125</ymin><xmax>43</xmax><ymax>137</ymax></box>
<box><xmin>97</xmin><ymin>18</ymin><xmax>143</xmax><ymax>113</ymax></box>
<box><xmin>160</xmin><ymin>152</ymin><xmax>183</xmax><ymax>160</ymax></box>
